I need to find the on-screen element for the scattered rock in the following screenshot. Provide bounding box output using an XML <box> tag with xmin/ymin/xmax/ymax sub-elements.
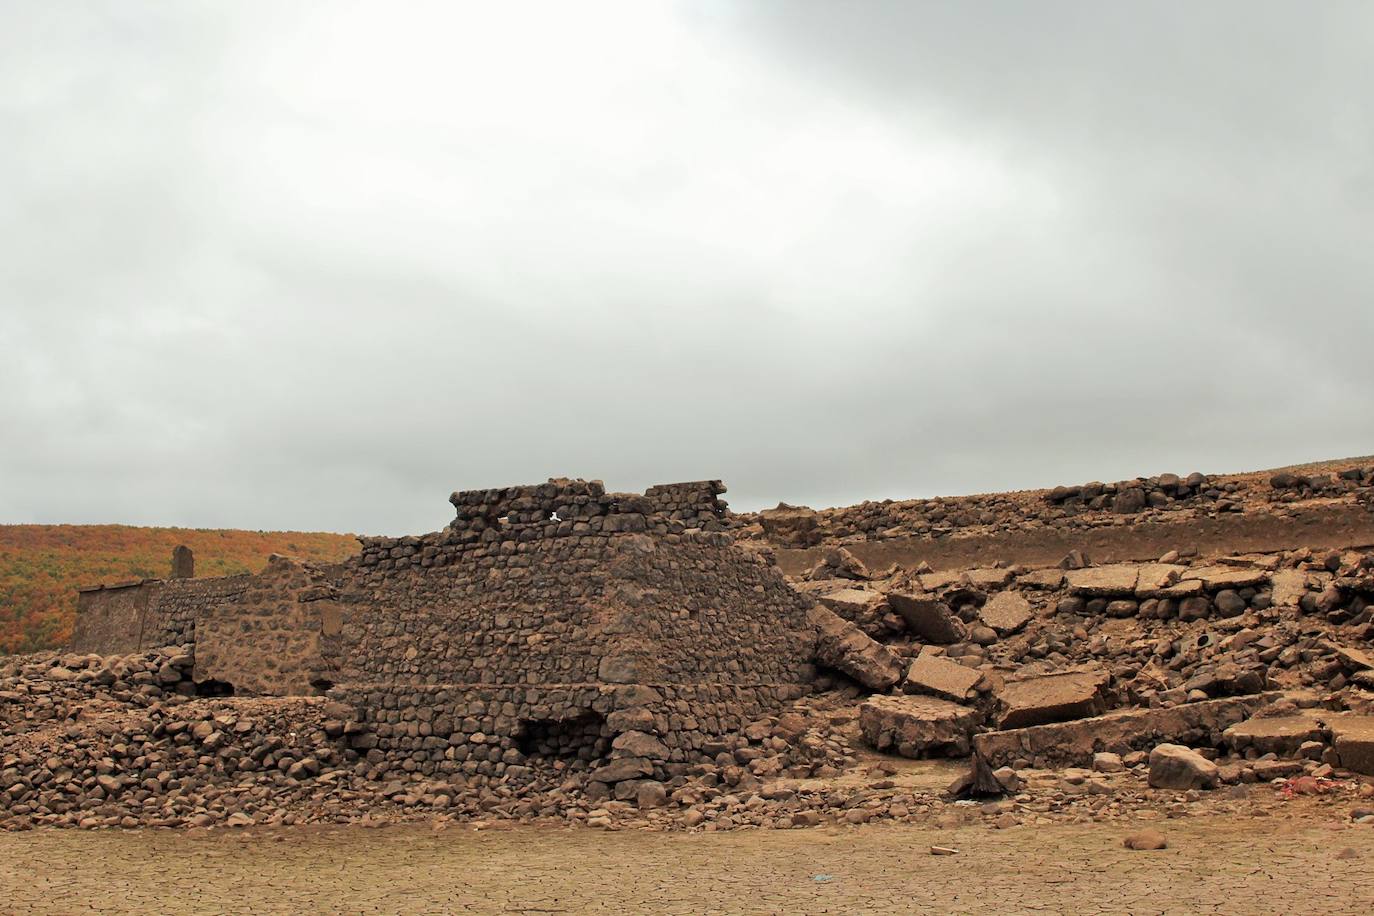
<box><xmin>1123</xmin><ymin>829</ymin><xmax>1168</xmax><ymax>850</ymax></box>
<box><xmin>1093</xmin><ymin>752</ymin><xmax>1125</xmax><ymax>774</ymax></box>
<box><xmin>887</xmin><ymin>593</ymin><xmax>966</xmax><ymax>644</ymax></box>
<box><xmin>1148</xmin><ymin>744</ymin><xmax>1219</xmax><ymax>790</ymax></box>
<box><xmin>979</xmin><ymin>592</ymin><xmax>1033</xmax><ymax>636</ymax></box>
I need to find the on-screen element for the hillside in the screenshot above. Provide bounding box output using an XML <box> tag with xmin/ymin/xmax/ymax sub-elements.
<box><xmin>0</xmin><ymin>525</ymin><xmax>359</xmax><ymax>654</ymax></box>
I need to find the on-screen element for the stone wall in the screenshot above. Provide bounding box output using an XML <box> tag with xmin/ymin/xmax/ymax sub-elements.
<box><xmin>328</xmin><ymin>479</ymin><xmax>814</xmax><ymax>785</ymax></box>
<box><xmin>141</xmin><ymin>576</ymin><xmax>254</xmax><ymax>649</ymax></box>
<box><xmin>68</xmin><ymin>479</ymin><xmax>819</xmax><ymax>788</ymax></box>
<box><xmin>643</xmin><ymin>480</ymin><xmax>728</xmax><ymax>527</ymax></box>
<box><xmin>71</xmin><ymin>575</ymin><xmax>252</xmax><ymax>657</ymax></box>
<box><xmin>71</xmin><ymin>581</ymin><xmax>153</xmax><ymax>655</ymax></box>
<box><xmin>193</xmin><ymin>557</ymin><xmax>344</xmax><ymax>696</ymax></box>
<box><xmin>331</xmin><ymin>526</ymin><xmax>813</xmax><ymax>782</ymax></box>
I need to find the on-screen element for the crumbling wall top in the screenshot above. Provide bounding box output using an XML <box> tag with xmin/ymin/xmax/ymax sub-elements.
<box><xmin>448</xmin><ymin>478</ymin><xmax>607</xmax><ymax>521</ymax></box>
<box><xmin>439</xmin><ymin>477</ymin><xmax>727</xmax><ymax>534</ymax></box>
<box><xmin>643</xmin><ymin>479</ymin><xmax>726</xmax><ymax>516</ymax></box>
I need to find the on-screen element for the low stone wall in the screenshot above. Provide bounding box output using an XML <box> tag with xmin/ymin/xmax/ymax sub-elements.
<box><xmin>643</xmin><ymin>480</ymin><xmax>728</xmax><ymax>525</ymax></box>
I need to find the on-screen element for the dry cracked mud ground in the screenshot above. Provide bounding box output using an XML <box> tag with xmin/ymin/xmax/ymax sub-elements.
<box><xmin>3</xmin><ymin>806</ymin><xmax>1372</xmax><ymax>915</ymax></box>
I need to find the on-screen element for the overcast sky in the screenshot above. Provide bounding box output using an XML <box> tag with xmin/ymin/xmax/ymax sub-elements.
<box><xmin>3</xmin><ymin>1</ymin><xmax>1372</xmax><ymax>535</ymax></box>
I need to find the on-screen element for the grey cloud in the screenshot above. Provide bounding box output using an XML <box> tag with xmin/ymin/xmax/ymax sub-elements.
<box><xmin>2</xmin><ymin>2</ymin><xmax>1371</xmax><ymax>535</ymax></box>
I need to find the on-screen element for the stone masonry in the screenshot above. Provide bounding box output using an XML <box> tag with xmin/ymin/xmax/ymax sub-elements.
<box><xmin>67</xmin><ymin>479</ymin><xmax>819</xmax><ymax>792</ymax></box>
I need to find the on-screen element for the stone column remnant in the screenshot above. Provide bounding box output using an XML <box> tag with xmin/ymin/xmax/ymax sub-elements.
<box><xmin>171</xmin><ymin>545</ymin><xmax>195</xmax><ymax>579</ymax></box>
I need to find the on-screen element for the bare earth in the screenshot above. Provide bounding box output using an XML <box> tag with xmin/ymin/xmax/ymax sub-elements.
<box><xmin>4</xmin><ymin>811</ymin><xmax>1372</xmax><ymax>915</ymax></box>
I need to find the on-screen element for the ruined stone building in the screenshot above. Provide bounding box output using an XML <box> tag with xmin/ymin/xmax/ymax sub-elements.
<box><xmin>22</xmin><ymin>460</ymin><xmax>1374</xmax><ymax>834</ymax></box>
<box><xmin>70</xmin><ymin>480</ymin><xmax>818</xmax><ymax>784</ymax></box>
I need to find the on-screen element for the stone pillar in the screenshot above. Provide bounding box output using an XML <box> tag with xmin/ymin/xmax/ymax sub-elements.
<box><xmin>171</xmin><ymin>545</ymin><xmax>194</xmax><ymax>579</ymax></box>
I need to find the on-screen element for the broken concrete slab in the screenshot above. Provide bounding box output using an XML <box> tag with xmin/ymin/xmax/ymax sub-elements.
<box><xmin>1331</xmin><ymin>717</ymin><xmax>1374</xmax><ymax>776</ymax></box>
<box><xmin>915</xmin><ymin>570</ymin><xmax>963</xmax><ymax>591</ymax></box>
<box><xmin>887</xmin><ymin>593</ymin><xmax>966</xmax><ymax>644</ymax></box>
<box><xmin>1184</xmin><ymin>565</ymin><xmax>1270</xmax><ymax>590</ymax></box>
<box><xmin>793</xmin><ymin>577</ymin><xmax>861</xmax><ymax>597</ymax></box>
<box><xmin>963</xmin><ymin>568</ymin><xmax>1016</xmax><ymax>590</ymax></box>
<box><xmin>974</xmin><ymin>693</ymin><xmax>1279</xmax><ymax>769</ymax></box>
<box><xmin>901</xmin><ymin>654</ymin><xmax>982</xmax><ymax>703</ymax></box>
<box><xmin>1065</xmin><ymin>565</ymin><xmax>1140</xmax><ymax>597</ymax></box>
<box><xmin>1158</xmin><ymin>579</ymin><xmax>1205</xmax><ymax>599</ymax></box>
<box><xmin>995</xmin><ymin>667</ymin><xmax>1110</xmax><ymax>728</ymax></box>
<box><xmin>817</xmin><ymin>588</ymin><xmax>899</xmax><ymax>639</ymax></box>
<box><xmin>979</xmin><ymin>592</ymin><xmax>1033</xmax><ymax>636</ymax></box>
<box><xmin>808</xmin><ymin>605</ymin><xmax>903</xmax><ymax>690</ymax></box>
<box><xmin>858</xmin><ymin>695</ymin><xmax>981</xmax><ymax>758</ymax></box>
<box><xmin>590</xmin><ymin>756</ymin><xmax>655</xmax><ymax>784</ymax></box>
<box><xmin>1133</xmin><ymin>564</ymin><xmax>1187</xmax><ymax>598</ymax></box>
<box><xmin>1223</xmin><ymin>712</ymin><xmax>1329</xmax><ymax>757</ymax></box>
<box><xmin>1017</xmin><ymin>568</ymin><xmax>1064</xmax><ymax>590</ymax></box>
<box><xmin>1217</xmin><ymin>553</ymin><xmax>1279</xmax><ymax>570</ymax></box>
<box><xmin>819</xmin><ymin>587</ymin><xmax>884</xmax><ymax>616</ymax></box>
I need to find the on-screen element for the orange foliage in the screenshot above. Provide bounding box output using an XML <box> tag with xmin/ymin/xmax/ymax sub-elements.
<box><xmin>0</xmin><ymin>525</ymin><xmax>358</xmax><ymax>654</ymax></box>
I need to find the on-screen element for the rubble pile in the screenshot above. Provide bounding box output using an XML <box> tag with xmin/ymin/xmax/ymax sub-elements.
<box><xmin>1269</xmin><ymin>467</ymin><xmax>1374</xmax><ymax>502</ymax></box>
<box><xmin>7</xmin><ymin>546</ymin><xmax>1374</xmax><ymax>834</ymax></box>
<box><xmin>1044</xmin><ymin>473</ymin><xmax>1219</xmax><ymax>512</ymax></box>
<box><xmin>1</xmin><ymin>648</ymin><xmax>360</xmax><ymax>829</ymax></box>
<box><xmin>1</xmin><ymin>646</ymin><xmax>202</xmax><ymax>730</ymax></box>
<box><xmin>740</xmin><ymin>462</ymin><xmax>1374</xmax><ymax>546</ymax></box>
<box><xmin>798</xmin><ymin>546</ymin><xmax>1374</xmax><ymax>793</ymax></box>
